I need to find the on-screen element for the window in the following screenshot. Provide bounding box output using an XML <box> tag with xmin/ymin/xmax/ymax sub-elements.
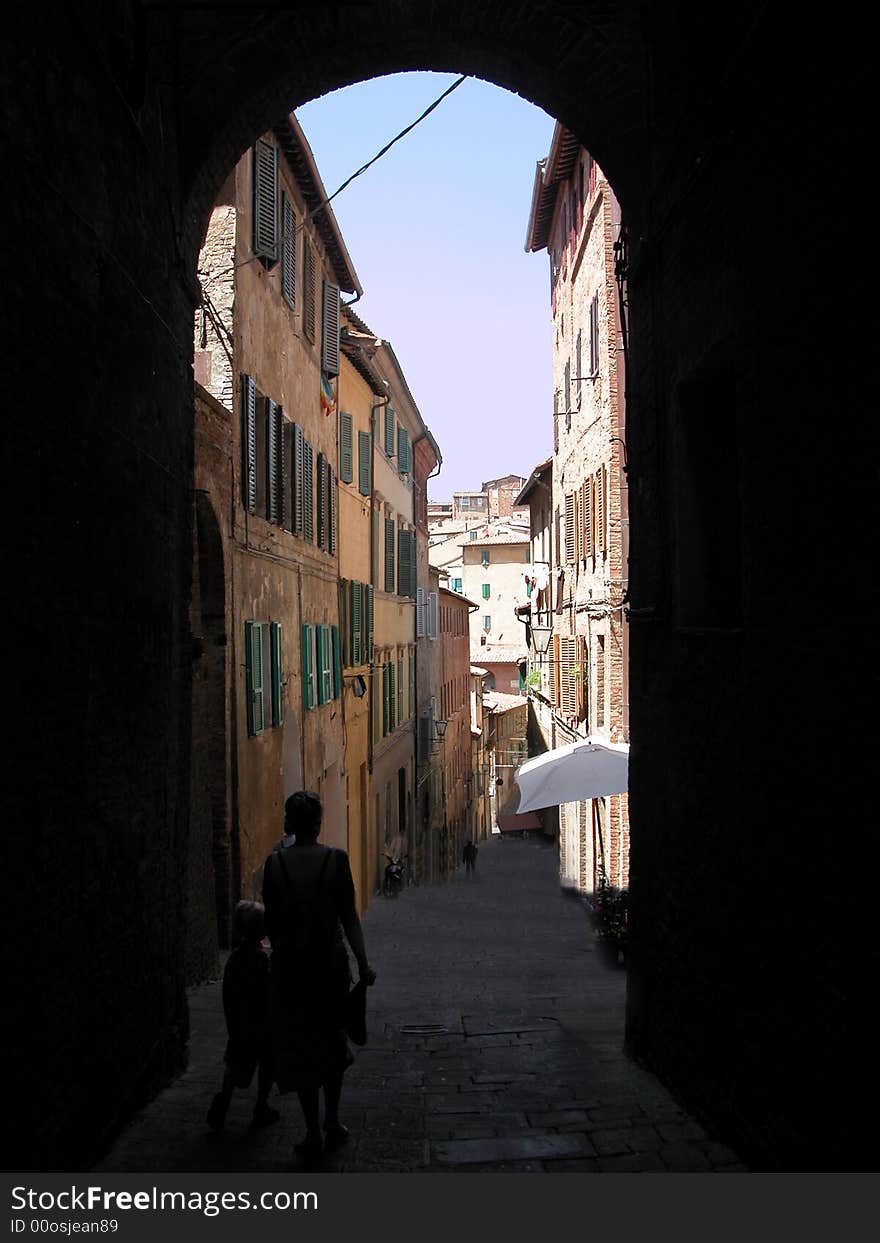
<box><xmin>280</xmin><ymin>191</ymin><xmax>296</xmax><ymax>309</ymax></box>
<box><xmin>339</xmin><ymin>412</ymin><xmax>353</xmax><ymax>484</ymax></box>
<box><xmin>452</xmin><ymin>577</ymin><xmax>462</xmax><ymax>593</ymax></box>
<box><xmin>416</xmin><ymin>587</ymin><xmax>425</xmax><ymax>637</ymax></box>
<box><xmin>469</xmin><ymin>529</ymin><xmax>478</xmax><ymax>541</ymax></box>
<box><xmin>245</xmin><ymin>620</ymin><xmax>265</xmax><ymax>736</ymax></box>
<box><xmin>582</xmin><ymin>477</ymin><xmax>594</xmax><ymax>558</ymax></box>
<box><xmin>565</xmin><ymin>492</ymin><xmax>576</xmax><ymax>563</ymax></box>
<box><xmin>301</xmin><ymin>623</ymin><xmax>315</xmax><ymax>710</ymax></box>
<box><xmin>483</xmin><ymin>615</ymin><xmax>491</xmax><ymax>632</ymax></box>
<box><xmin>384</xmin><ymin>405</ymin><xmax>395</xmax><ymax>456</ymax></box>
<box><xmin>482</xmin><ymin>583</ymin><xmax>490</xmax><ymax>599</ymax></box>
<box><xmin>303</xmin><ymin>238</ymin><xmax>316</xmax><ymax>341</ymax></box>
<box><xmin>564</xmin><ymin>359</ymin><xmax>571</xmax><ymax>430</ymax></box>
<box><xmin>397</xmin><ymin>426</ymin><xmax>410</xmax><ymax>475</ymax></box>
<box><xmin>348</xmin><ymin>580</ymin><xmax>364</xmax><ymax>666</ymax></box>
<box><xmin>589</xmin><ymin>293</ymin><xmax>599</xmax><ymax>377</ymax></box>
<box><xmin>596</xmin><ymin>634</ymin><xmax>606</xmax><ymax>727</ymax></box>
<box><xmin>252</xmin><ymin>139</ymin><xmax>278</xmax><ymax>265</ymax></box>
<box><xmin>302</xmin><ymin>437</ymin><xmax>314</xmax><ymax>542</ymax></box>
<box><xmin>575</xmin><ymin>331</ymin><xmax>582</xmax><ymax>408</ymax></box>
<box><xmin>398</xmin><ymin>527</ymin><xmax>411</xmax><ymax>598</ymax></box>
<box><xmin>357</xmin><ymin>430</ymin><xmax>372</xmax><ymax>496</ymax></box>
<box><xmin>269</xmin><ymin>621</ymin><xmax>284</xmax><ymax>726</ymax></box>
<box><xmin>241</xmin><ymin>375</ymin><xmax>257</xmax><ymax>513</ymax></box>
<box><xmin>321</xmin><ymin>280</ymin><xmax>340</xmax><ymax>376</ymax></box>
<box><xmin>427</xmin><ymin>591</ymin><xmax>438</xmax><ymax>639</ymax></box>
<box><xmin>303</xmin><ymin>623</ymin><xmax>340</xmax><ymax>709</ymax></box>
<box><xmin>481</xmin><ymin>549</ymin><xmax>490</xmax><ymax>566</ymax></box>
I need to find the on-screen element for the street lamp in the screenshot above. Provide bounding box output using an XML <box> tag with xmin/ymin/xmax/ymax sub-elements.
<box><xmin>530</xmin><ymin>620</ymin><xmax>554</xmax><ymax>655</ymax></box>
<box><xmin>434</xmin><ymin>719</ymin><xmax>448</xmax><ymax>739</ymax></box>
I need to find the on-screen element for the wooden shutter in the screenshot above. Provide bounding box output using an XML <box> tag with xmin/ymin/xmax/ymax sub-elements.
<box><xmin>358</xmin><ymin>430</ymin><xmax>371</xmax><ymax>496</ymax></box>
<box><xmin>282</xmin><ymin>417</ymin><xmax>293</xmax><ymax>530</ymax></box>
<box><xmin>389</xmin><ymin>660</ymin><xmax>396</xmax><ymax>731</ymax></box>
<box><xmin>410</xmin><ymin>534</ymin><xmax>418</xmax><ymax>599</ymax></box>
<box><xmin>582</xmin><ymin>477</ymin><xmax>594</xmax><ymax>558</ymax></box>
<box><xmin>328</xmin><ymin>463</ymin><xmax>337</xmax><ymax>555</ymax></box>
<box><xmin>595</xmin><ymin>634</ymin><xmax>606</xmax><ymax>727</ymax></box>
<box><xmin>303</xmin><ymin>238</ymin><xmax>316</xmax><ymax>340</ymax></box>
<box><xmin>575</xmin><ymin>330</ymin><xmax>582</xmax><ymax>408</ymax></box>
<box><xmin>596</xmin><ymin>467</ymin><xmax>606</xmax><ymax>553</ymax></box>
<box><xmin>321</xmin><ymin>281</ymin><xmax>340</xmax><ymax>376</ymax></box>
<box><xmin>301</xmin><ymin>623</ymin><xmax>315</xmax><ymax>709</ymax></box>
<box><xmin>350</xmin><ymin>580</ymin><xmax>363</xmax><ymax>666</ymax></box>
<box><xmin>564</xmin><ymin>358</ymin><xmax>571</xmax><ymax>415</ymax></box>
<box><xmin>382</xmin><ymin>662</ymin><xmax>389</xmax><ymax>735</ymax></box>
<box><xmin>241</xmin><ymin>374</ymin><xmax>257</xmax><ymax>513</ymax></box>
<box><xmin>339</xmin><ymin>412</ymin><xmax>354</xmax><ymax>483</ymax></box>
<box><xmin>384</xmin><ymin>405</ymin><xmax>395</xmax><ymax>455</ymax></box>
<box><xmin>316</xmin><ymin>452</ymin><xmax>326</xmax><ymax>549</ymax></box>
<box><xmin>266</xmin><ymin>398</ymin><xmax>281</xmax><ymax>524</ymax></box>
<box><xmin>398</xmin><ymin>527</ymin><xmax>410</xmax><ymax>598</ymax></box>
<box><xmin>366</xmin><ymin>584</ymin><xmax>374</xmax><ymax>660</ymax></box>
<box><xmin>397</xmin><ymin>426</ymin><xmax>410</xmax><ymax>474</ymax></box>
<box><xmin>270</xmin><ymin>621</ymin><xmax>283</xmax><ymax>725</ymax></box>
<box><xmin>293</xmin><ymin>423</ymin><xmax>305</xmax><ymax>536</ymax></box>
<box><xmin>416</xmin><ymin>587</ymin><xmax>425</xmax><ymax>638</ymax></box>
<box><xmin>590</xmin><ymin>293</ymin><xmax>599</xmax><ymax>376</ymax></box>
<box><xmin>559</xmin><ymin>635</ymin><xmax>578</xmax><ymax>719</ymax></box>
<box><xmin>548</xmin><ymin>633</ymin><xmax>559</xmax><ymax>706</ymax></box>
<box><xmin>253</xmin><ymin>139</ymin><xmax>278</xmax><ymax>263</ymax></box>
<box><xmin>397</xmin><ymin>656</ymin><xmax>403</xmax><ymax>723</ymax></box>
<box><xmin>331</xmin><ymin>625</ymin><xmax>341</xmax><ymax>699</ymax></box>
<box><xmin>281</xmin><ymin>191</ymin><xmax>296</xmax><ymax>308</ymax></box>
<box><xmin>245</xmin><ymin>620</ymin><xmax>264</xmax><ymax>735</ymax></box>
<box><xmin>385</xmin><ymin>517</ymin><xmax>396</xmax><ymax>593</ymax></box>
<box><xmin>564</xmin><ymin>492</ymin><xmax>576</xmax><ymax>563</ymax></box>
<box><xmin>428</xmin><ymin>591</ymin><xmax>438</xmax><ymax>639</ymax></box>
<box><xmin>317</xmin><ymin>624</ymin><xmax>332</xmax><ymax>704</ymax></box>
<box><xmin>303</xmin><ymin>439</ymin><xmax>314</xmax><ymax>542</ymax></box>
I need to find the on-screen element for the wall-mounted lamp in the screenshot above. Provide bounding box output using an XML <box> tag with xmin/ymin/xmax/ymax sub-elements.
<box><xmin>351</xmin><ymin>675</ymin><xmax>367</xmax><ymax>698</ymax></box>
<box><xmin>530</xmin><ymin>621</ymin><xmax>554</xmax><ymax>656</ymax></box>
<box><xmin>434</xmin><ymin>719</ymin><xmax>448</xmax><ymax>739</ymax></box>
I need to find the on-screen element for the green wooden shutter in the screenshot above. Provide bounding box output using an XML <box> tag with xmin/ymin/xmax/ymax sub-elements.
<box><xmin>384</xmin><ymin>518</ymin><xmax>395</xmax><ymax>593</ymax></box>
<box><xmin>253</xmin><ymin>139</ymin><xmax>278</xmax><ymax>263</ymax></box>
<box><xmin>397</xmin><ymin>656</ymin><xmax>403</xmax><ymax>723</ymax></box>
<box><xmin>339</xmin><ymin>412</ymin><xmax>353</xmax><ymax>483</ymax></box>
<box><xmin>242</xmin><ymin>374</ymin><xmax>257</xmax><ymax>512</ymax></box>
<box><xmin>408</xmin><ymin>647</ymin><xmax>415</xmax><ymax>721</ymax></box>
<box><xmin>267</xmin><ymin>397</ymin><xmax>281</xmax><ymax>524</ymax></box>
<box><xmin>316</xmin><ymin>451</ymin><xmax>326</xmax><ymax>549</ymax></box>
<box><xmin>388</xmin><ymin>660</ymin><xmax>396</xmax><ymax>731</ymax></box>
<box><xmin>282</xmin><ymin>417</ymin><xmax>293</xmax><ymax>530</ymax></box>
<box><xmin>321</xmin><ymin>281</ymin><xmax>340</xmax><ymax>376</ymax></box>
<box><xmin>293</xmin><ymin>423</ymin><xmax>304</xmax><ymax>535</ymax></box>
<box><xmin>398</xmin><ymin>527</ymin><xmax>410</xmax><ymax>598</ymax></box>
<box><xmin>331</xmin><ymin>625</ymin><xmax>341</xmax><ymax>698</ymax></box>
<box><xmin>328</xmin><ymin>462</ymin><xmax>337</xmax><ymax>556</ymax></box>
<box><xmin>384</xmin><ymin>405</ymin><xmax>395</xmax><ymax>455</ymax></box>
<box><xmin>397</xmin><ymin>426</ymin><xmax>410</xmax><ymax>474</ymax></box>
<box><xmin>482</xmin><ymin>583</ymin><xmax>491</xmax><ymax>599</ymax></box>
<box><xmin>303</xmin><ymin>439</ymin><xmax>314</xmax><ymax>542</ymax></box>
<box><xmin>301</xmin><ymin>624</ymin><xmax>315</xmax><ymax>709</ymax></box>
<box><xmin>245</xmin><ymin>621</ymin><xmax>264</xmax><ymax>735</ymax></box>
<box><xmin>303</xmin><ymin>237</ymin><xmax>316</xmax><ymax>340</ymax></box>
<box><xmin>270</xmin><ymin>621</ymin><xmax>283</xmax><ymax>725</ymax></box>
<box><xmin>358</xmin><ymin>430</ymin><xmax>372</xmax><ymax>496</ymax></box>
<box><xmin>281</xmin><ymin>192</ymin><xmax>296</xmax><ymax>308</ymax></box>
<box><xmin>382</xmin><ymin>662</ymin><xmax>389</xmax><ymax>735</ymax></box>
<box><xmin>366</xmin><ymin>584</ymin><xmax>374</xmax><ymax>661</ymax></box>
<box><xmin>351</xmin><ymin>580</ymin><xmax>363</xmax><ymax>666</ymax></box>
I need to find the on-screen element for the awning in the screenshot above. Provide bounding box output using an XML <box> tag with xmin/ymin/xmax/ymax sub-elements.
<box><xmin>496</xmin><ymin>812</ymin><xmax>543</xmax><ymax>833</ymax></box>
<box><xmin>514</xmin><ymin>737</ymin><xmax>629</xmax><ymax>813</ymax></box>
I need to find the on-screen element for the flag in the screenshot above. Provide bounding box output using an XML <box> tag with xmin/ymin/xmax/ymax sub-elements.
<box><xmin>320</xmin><ymin>372</ymin><xmax>336</xmax><ymax>418</ymax></box>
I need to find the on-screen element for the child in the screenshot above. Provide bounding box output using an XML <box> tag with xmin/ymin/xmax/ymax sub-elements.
<box><xmin>207</xmin><ymin>900</ymin><xmax>280</xmax><ymax>1129</ymax></box>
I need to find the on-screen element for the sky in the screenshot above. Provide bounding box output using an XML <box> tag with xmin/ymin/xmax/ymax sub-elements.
<box><xmin>296</xmin><ymin>73</ymin><xmax>556</xmax><ymax>500</ymax></box>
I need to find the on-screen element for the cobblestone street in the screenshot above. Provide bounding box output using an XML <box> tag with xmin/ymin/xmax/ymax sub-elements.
<box><xmin>97</xmin><ymin>836</ymin><xmax>746</xmax><ymax>1173</ymax></box>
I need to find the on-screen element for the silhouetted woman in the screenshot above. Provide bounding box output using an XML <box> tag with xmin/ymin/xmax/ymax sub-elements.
<box><xmin>262</xmin><ymin>791</ymin><xmax>376</xmax><ymax>1166</ymax></box>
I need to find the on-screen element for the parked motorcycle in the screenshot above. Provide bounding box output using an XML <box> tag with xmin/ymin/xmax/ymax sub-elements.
<box><xmin>382</xmin><ymin>853</ymin><xmax>407</xmax><ymax>898</ymax></box>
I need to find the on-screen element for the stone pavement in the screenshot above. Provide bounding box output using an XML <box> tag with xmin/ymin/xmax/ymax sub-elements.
<box><xmin>97</xmin><ymin>835</ymin><xmax>747</xmax><ymax>1173</ymax></box>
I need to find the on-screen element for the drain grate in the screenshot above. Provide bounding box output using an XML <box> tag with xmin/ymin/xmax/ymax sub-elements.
<box><xmin>399</xmin><ymin>1023</ymin><xmax>448</xmax><ymax>1036</ymax></box>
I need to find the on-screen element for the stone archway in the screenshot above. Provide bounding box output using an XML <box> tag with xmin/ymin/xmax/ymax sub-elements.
<box><xmin>5</xmin><ymin>1</ymin><xmax>872</xmax><ymax>1171</ymax></box>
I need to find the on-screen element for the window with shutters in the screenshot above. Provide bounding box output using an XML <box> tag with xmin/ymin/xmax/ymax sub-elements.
<box><xmin>331</xmin><ymin>625</ymin><xmax>341</xmax><ymax>699</ymax></box>
<box><xmin>408</xmin><ymin>647</ymin><xmax>415</xmax><ymax>722</ymax></box>
<box><xmin>559</xmin><ymin>635</ymin><xmax>583</xmax><ymax>721</ymax></box>
<box><xmin>481</xmin><ymin>549</ymin><xmax>490</xmax><ymax>566</ymax></box>
<box><xmin>269</xmin><ymin>622</ymin><xmax>284</xmax><ymax>726</ymax></box>
<box><xmin>384</xmin><ymin>405</ymin><xmax>395</xmax><ymax>456</ymax></box>
<box><xmin>301</xmin><ymin>623</ymin><xmax>316</xmax><ymax>710</ymax></box>
<box><xmin>483</xmin><ymin>615</ymin><xmax>491</xmax><ymax>632</ymax></box>
<box><xmin>548</xmin><ymin>633</ymin><xmax>559</xmax><ymax>706</ymax></box>
<box><xmin>564</xmin><ymin>359</ymin><xmax>571</xmax><ymax>431</ymax></box>
<box><xmin>580</xmin><ymin>478</ymin><xmax>592</xmax><ymax>558</ymax></box>
<box><xmin>245</xmin><ymin>620</ymin><xmax>265</xmax><ymax>736</ymax></box>
<box><xmin>427</xmin><ymin>591</ymin><xmax>438</xmax><ymax>640</ymax></box>
<box><xmin>451</xmin><ymin>578</ymin><xmax>462</xmax><ymax>594</ymax></box>
<box><xmin>416</xmin><ymin>587</ymin><xmax>425</xmax><ymax>637</ymax></box>
<box><xmin>328</xmin><ymin>463</ymin><xmax>337</xmax><ymax>556</ymax></box>
<box><xmin>564</xmin><ymin>492</ymin><xmax>576</xmax><ymax>563</ymax></box>
<box><xmin>316</xmin><ymin>624</ymin><xmax>333</xmax><ymax>705</ymax></box>
<box><xmin>281</xmin><ymin>191</ymin><xmax>296</xmax><ymax>309</ymax></box>
<box><xmin>321</xmin><ymin>281</ymin><xmax>340</xmax><ymax>376</ymax></box>
<box><xmin>349</xmin><ymin>580</ymin><xmax>364</xmax><ymax>666</ymax></box>
<box><xmin>575</xmin><ymin>331</ymin><xmax>582</xmax><ymax>408</ymax></box>
<box><xmin>266</xmin><ymin>398</ymin><xmax>284</xmax><ymax>526</ymax></box>
<box><xmin>596</xmin><ymin>465</ymin><xmax>606</xmax><ymax>554</ymax></box>
<box><xmin>339</xmin><ymin>412</ymin><xmax>354</xmax><ymax>484</ymax></box>
<box><xmin>397</xmin><ymin>426</ymin><xmax>410</xmax><ymax>475</ymax></box>
<box><xmin>302</xmin><ymin>439</ymin><xmax>314</xmax><ymax>542</ymax></box>
<box><xmin>482</xmin><ymin>583</ymin><xmax>490</xmax><ymax>599</ymax></box>
<box><xmin>397</xmin><ymin>655</ymin><xmax>403</xmax><ymax>724</ymax></box>
<box><xmin>384</xmin><ymin>517</ymin><xmax>396</xmax><ymax>594</ymax></box>
<box><xmin>365</xmin><ymin>584</ymin><xmax>374</xmax><ymax>660</ymax></box>
<box><xmin>589</xmin><ymin>293</ymin><xmax>599</xmax><ymax>377</ymax></box>
<box><xmin>253</xmin><ymin>140</ymin><xmax>278</xmax><ymax>265</ymax></box>
<box><xmin>595</xmin><ymin>634</ymin><xmax>606</xmax><ymax>728</ymax></box>
<box><xmin>357</xmin><ymin>430</ymin><xmax>372</xmax><ymax>496</ymax></box>
<box><xmin>292</xmin><ymin>423</ymin><xmax>305</xmax><ymax>536</ymax></box>
<box><xmin>316</xmin><ymin>452</ymin><xmax>327</xmax><ymax>549</ymax></box>
<box><xmin>303</xmin><ymin>237</ymin><xmax>317</xmax><ymax>341</ymax></box>
<box><xmin>381</xmin><ymin>660</ymin><xmax>389</xmax><ymax>735</ymax></box>
<box><xmin>398</xmin><ymin>527</ymin><xmax>409</xmax><ymax>599</ymax></box>
<box><xmin>241</xmin><ymin>375</ymin><xmax>257</xmax><ymax>513</ymax></box>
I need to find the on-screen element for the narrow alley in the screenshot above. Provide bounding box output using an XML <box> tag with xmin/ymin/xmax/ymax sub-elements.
<box><xmin>97</xmin><ymin>838</ymin><xmax>745</xmax><ymax>1174</ymax></box>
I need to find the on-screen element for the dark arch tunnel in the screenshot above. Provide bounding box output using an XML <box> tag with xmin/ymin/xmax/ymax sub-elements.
<box><xmin>3</xmin><ymin>1</ymin><xmax>874</xmax><ymax>1171</ymax></box>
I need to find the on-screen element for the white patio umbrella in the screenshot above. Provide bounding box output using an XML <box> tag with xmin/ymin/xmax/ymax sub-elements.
<box><xmin>514</xmin><ymin>737</ymin><xmax>629</xmax><ymax>813</ymax></box>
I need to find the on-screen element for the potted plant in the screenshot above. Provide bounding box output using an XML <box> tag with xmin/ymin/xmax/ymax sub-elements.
<box><xmin>588</xmin><ymin>879</ymin><xmax>628</xmax><ymax>967</ymax></box>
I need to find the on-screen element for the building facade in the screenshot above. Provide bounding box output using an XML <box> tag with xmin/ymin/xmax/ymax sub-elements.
<box><xmin>524</xmin><ymin>124</ymin><xmax>629</xmax><ymax>894</ymax></box>
<box><xmin>438</xmin><ymin>586</ymin><xmax>476</xmax><ymax>875</ymax></box>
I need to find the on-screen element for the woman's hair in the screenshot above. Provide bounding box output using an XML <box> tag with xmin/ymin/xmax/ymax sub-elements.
<box><xmin>284</xmin><ymin>790</ymin><xmax>323</xmax><ymax>839</ymax></box>
<box><xmin>232</xmin><ymin>900</ymin><xmax>265</xmax><ymax>945</ymax></box>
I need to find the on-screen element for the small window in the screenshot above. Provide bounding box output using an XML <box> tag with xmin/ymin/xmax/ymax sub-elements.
<box><xmin>481</xmin><ymin>549</ymin><xmax>490</xmax><ymax>566</ymax></box>
<box><xmin>245</xmin><ymin>621</ymin><xmax>264</xmax><ymax>736</ymax></box>
<box><xmin>452</xmin><ymin>577</ymin><xmax>462</xmax><ymax>593</ymax></box>
<box><xmin>589</xmin><ymin>293</ymin><xmax>599</xmax><ymax>377</ymax></box>
<box><xmin>469</xmin><ymin>529</ymin><xmax>478</xmax><ymax>541</ymax></box>
<box><xmin>483</xmin><ymin>615</ymin><xmax>491</xmax><ymax>632</ymax></box>
<box><xmin>253</xmin><ymin>140</ymin><xmax>278</xmax><ymax>265</ymax></box>
<box><xmin>482</xmin><ymin>583</ymin><xmax>490</xmax><ymax>599</ymax></box>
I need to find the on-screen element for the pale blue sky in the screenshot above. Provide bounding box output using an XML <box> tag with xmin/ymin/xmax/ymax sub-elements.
<box><xmin>296</xmin><ymin>73</ymin><xmax>555</xmax><ymax>499</ymax></box>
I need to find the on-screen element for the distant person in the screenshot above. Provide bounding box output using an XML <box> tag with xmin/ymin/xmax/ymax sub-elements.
<box><xmin>207</xmin><ymin>901</ymin><xmax>279</xmax><ymax>1131</ymax></box>
<box><xmin>463</xmin><ymin>840</ymin><xmax>478</xmax><ymax>876</ymax></box>
<box><xmin>262</xmin><ymin>791</ymin><xmax>376</xmax><ymax>1167</ymax></box>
